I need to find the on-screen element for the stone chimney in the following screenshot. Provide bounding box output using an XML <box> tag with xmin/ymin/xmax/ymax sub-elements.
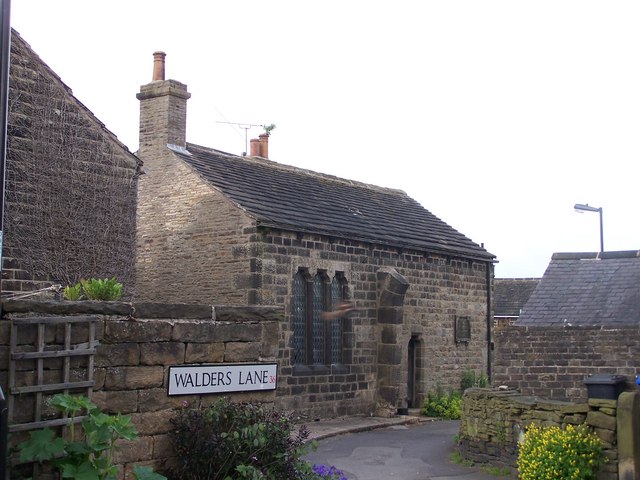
<box><xmin>249</xmin><ymin>133</ymin><xmax>269</xmax><ymax>158</ymax></box>
<box><xmin>137</xmin><ymin>51</ymin><xmax>191</xmax><ymax>154</ymax></box>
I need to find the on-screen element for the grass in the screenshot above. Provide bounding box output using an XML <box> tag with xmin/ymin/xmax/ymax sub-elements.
<box><xmin>451</xmin><ymin>449</ymin><xmax>514</xmax><ymax>478</ymax></box>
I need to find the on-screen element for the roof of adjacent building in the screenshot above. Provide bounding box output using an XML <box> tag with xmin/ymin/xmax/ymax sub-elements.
<box><xmin>170</xmin><ymin>143</ymin><xmax>495</xmax><ymax>261</ymax></box>
<box><xmin>494</xmin><ymin>278</ymin><xmax>540</xmax><ymax>317</ymax></box>
<box><xmin>10</xmin><ymin>29</ymin><xmax>139</xmax><ymax>168</ymax></box>
<box><xmin>517</xmin><ymin>251</ymin><xmax>640</xmax><ymax>326</ymax></box>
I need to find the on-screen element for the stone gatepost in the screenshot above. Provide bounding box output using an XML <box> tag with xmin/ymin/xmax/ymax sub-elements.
<box><xmin>375</xmin><ymin>267</ymin><xmax>409</xmax><ymax>416</ymax></box>
<box><xmin>618</xmin><ymin>391</ymin><xmax>640</xmax><ymax>480</ymax></box>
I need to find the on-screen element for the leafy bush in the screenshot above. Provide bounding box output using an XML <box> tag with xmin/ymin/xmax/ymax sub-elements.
<box><xmin>63</xmin><ymin>277</ymin><xmax>124</xmax><ymax>301</ymax></box>
<box><xmin>517</xmin><ymin>423</ymin><xmax>605</xmax><ymax>480</ymax></box>
<box><xmin>16</xmin><ymin>394</ymin><xmax>166</xmax><ymax>480</ymax></box>
<box><xmin>422</xmin><ymin>385</ymin><xmax>462</xmax><ymax>419</ymax></box>
<box><xmin>460</xmin><ymin>369</ymin><xmax>489</xmax><ymax>390</ymax></box>
<box><xmin>170</xmin><ymin>398</ymin><xmax>313</xmax><ymax>480</ymax></box>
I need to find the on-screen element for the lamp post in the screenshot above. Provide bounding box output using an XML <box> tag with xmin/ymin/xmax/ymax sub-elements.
<box><xmin>574</xmin><ymin>203</ymin><xmax>603</xmax><ymax>254</ymax></box>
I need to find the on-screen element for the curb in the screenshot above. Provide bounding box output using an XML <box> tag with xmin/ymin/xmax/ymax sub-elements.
<box><xmin>305</xmin><ymin>414</ymin><xmax>434</xmax><ymax>441</ymax></box>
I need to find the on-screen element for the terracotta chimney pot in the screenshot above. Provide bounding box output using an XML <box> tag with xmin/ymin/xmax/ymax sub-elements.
<box><xmin>152</xmin><ymin>51</ymin><xmax>166</xmax><ymax>81</ymax></box>
<box><xmin>250</xmin><ymin>138</ymin><xmax>261</xmax><ymax>157</ymax></box>
<box><xmin>258</xmin><ymin>133</ymin><xmax>269</xmax><ymax>159</ymax></box>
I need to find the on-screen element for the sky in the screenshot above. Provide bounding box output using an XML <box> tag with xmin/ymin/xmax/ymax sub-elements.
<box><xmin>9</xmin><ymin>1</ymin><xmax>640</xmax><ymax>278</ymax></box>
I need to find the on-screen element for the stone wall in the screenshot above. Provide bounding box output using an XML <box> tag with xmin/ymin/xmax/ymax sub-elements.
<box><xmin>493</xmin><ymin>325</ymin><xmax>639</xmax><ymax>401</ymax></box>
<box><xmin>460</xmin><ymin>388</ymin><xmax>628</xmax><ymax>480</ymax></box>
<box><xmin>253</xmin><ymin>229</ymin><xmax>492</xmax><ymax>419</ymax></box>
<box><xmin>3</xmin><ymin>31</ymin><xmax>139</xmax><ymax>296</ymax></box>
<box><xmin>2</xmin><ymin>299</ymin><xmax>281</xmax><ymax>477</ymax></box>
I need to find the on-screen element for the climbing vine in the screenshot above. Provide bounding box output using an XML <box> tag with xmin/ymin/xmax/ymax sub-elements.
<box><xmin>4</xmin><ymin>36</ymin><xmax>140</xmax><ymax>292</ymax></box>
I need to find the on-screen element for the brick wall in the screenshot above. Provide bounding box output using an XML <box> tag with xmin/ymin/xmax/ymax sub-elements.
<box><xmin>493</xmin><ymin>325</ymin><xmax>639</xmax><ymax>401</ymax></box>
<box><xmin>3</xmin><ymin>299</ymin><xmax>280</xmax><ymax>477</ymax></box>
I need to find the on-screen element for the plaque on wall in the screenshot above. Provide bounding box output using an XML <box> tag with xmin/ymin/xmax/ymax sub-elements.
<box><xmin>455</xmin><ymin>316</ymin><xmax>471</xmax><ymax>343</ymax></box>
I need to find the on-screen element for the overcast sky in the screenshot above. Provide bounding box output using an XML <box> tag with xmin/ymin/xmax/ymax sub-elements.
<box><xmin>10</xmin><ymin>1</ymin><xmax>640</xmax><ymax>278</ymax></box>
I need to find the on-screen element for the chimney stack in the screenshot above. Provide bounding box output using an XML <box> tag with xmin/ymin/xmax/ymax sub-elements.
<box><xmin>152</xmin><ymin>51</ymin><xmax>166</xmax><ymax>81</ymax></box>
<box><xmin>249</xmin><ymin>133</ymin><xmax>269</xmax><ymax>159</ymax></box>
<box><xmin>137</xmin><ymin>51</ymin><xmax>191</xmax><ymax>152</ymax></box>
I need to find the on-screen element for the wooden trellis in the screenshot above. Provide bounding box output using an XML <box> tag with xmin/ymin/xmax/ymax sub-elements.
<box><xmin>8</xmin><ymin>315</ymin><xmax>98</xmax><ymax>432</ymax></box>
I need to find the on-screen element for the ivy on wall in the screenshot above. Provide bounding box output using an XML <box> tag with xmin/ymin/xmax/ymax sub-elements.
<box><xmin>3</xmin><ymin>34</ymin><xmax>140</xmax><ymax>292</ymax></box>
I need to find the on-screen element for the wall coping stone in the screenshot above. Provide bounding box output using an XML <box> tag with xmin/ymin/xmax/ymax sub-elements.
<box><xmin>1</xmin><ymin>300</ymin><xmax>284</xmax><ymax>322</ymax></box>
<box><xmin>1</xmin><ymin>299</ymin><xmax>132</xmax><ymax>316</ymax></box>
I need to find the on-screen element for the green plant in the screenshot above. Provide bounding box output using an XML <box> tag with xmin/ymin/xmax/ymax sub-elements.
<box><xmin>482</xmin><ymin>465</ymin><xmax>512</xmax><ymax>476</ymax></box>
<box><xmin>16</xmin><ymin>394</ymin><xmax>166</xmax><ymax>480</ymax></box>
<box><xmin>63</xmin><ymin>282</ymin><xmax>83</xmax><ymax>300</ymax></box>
<box><xmin>170</xmin><ymin>398</ymin><xmax>312</xmax><ymax>480</ymax></box>
<box><xmin>461</xmin><ymin>369</ymin><xmax>489</xmax><ymax>390</ymax></box>
<box><xmin>450</xmin><ymin>450</ymin><xmax>474</xmax><ymax>467</ymax></box>
<box><xmin>517</xmin><ymin>423</ymin><xmax>605</xmax><ymax>480</ymax></box>
<box><xmin>63</xmin><ymin>277</ymin><xmax>124</xmax><ymax>301</ymax></box>
<box><xmin>422</xmin><ymin>385</ymin><xmax>462</xmax><ymax>419</ymax></box>
<box><xmin>81</xmin><ymin>277</ymin><xmax>123</xmax><ymax>301</ymax></box>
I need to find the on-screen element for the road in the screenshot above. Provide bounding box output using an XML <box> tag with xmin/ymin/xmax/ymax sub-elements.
<box><xmin>305</xmin><ymin>420</ymin><xmax>515</xmax><ymax>480</ymax></box>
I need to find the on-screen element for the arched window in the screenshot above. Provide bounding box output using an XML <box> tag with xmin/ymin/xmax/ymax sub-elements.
<box><xmin>291</xmin><ymin>268</ymin><xmax>348</xmax><ymax>369</ymax></box>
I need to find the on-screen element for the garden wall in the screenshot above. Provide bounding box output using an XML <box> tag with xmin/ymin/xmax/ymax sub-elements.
<box><xmin>460</xmin><ymin>388</ymin><xmax>639</xmax><ymax>480</ymax></box>
<box><xmin>492</xmin><ymin>325</ymin><xmax>639</xmax><ymax>401</ymax></box>
<box><xmin>2</xmin><ymin>299</ymin><xmax>281</xmax><ymax>478</ymax></box>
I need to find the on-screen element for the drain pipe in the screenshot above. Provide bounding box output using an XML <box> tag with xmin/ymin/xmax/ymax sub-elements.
<box><xmin>0</xmin><ymin>0</ymin><xmax>10</xmax><ymax>285</ymax></box>
<box><xmin>485</xmin><ymin>261</ymin><xmax>493</xmax><ymax>383</ymax></box>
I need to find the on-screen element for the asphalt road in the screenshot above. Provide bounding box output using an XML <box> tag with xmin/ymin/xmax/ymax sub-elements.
<box><xmin>305</xmin><ymin>420</ymin><xmax>515</xmax><ymax>480</ymax></box>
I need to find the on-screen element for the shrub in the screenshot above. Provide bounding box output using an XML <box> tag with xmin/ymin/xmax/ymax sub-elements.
<box><xmin>422</xmin><ymin>385</ymin><xmax>462</xmax><ymax>419</ymax></box>
<box><xmin>460</xmin><ymin>369</ymin><xmax>489</xmax><ymax>390</ymax></box>
<box><xmin>63</xmin><ymin>282</ymin><xmax>83</xmax><ymax>300</ymax></box>
<box><xmin>63</xmin><ymin>277</ymin><xmax>124</xmax><ymax>301</ymax></box>
<box><xmin>81</xmin><ymin>277</ymin><xmax>123</xmax><ymax>300</ymax></box>
<box><xmin>170</xmin><ymin>398</ymin><xmax>312</xmax><ymax>480</ymax></box>
<box><xmin>517</xmin><ymin>423</ymin><xmax>605</xmax><ymax>480</ymax></box>
<box><xmin>16</xmin><ymin>394</ymin><xmax>166</xmax><ymax>480</ymax></box>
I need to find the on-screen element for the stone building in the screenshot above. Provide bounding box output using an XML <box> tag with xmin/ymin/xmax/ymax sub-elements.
<box><xmin>2</xmin><ymin>30</ymin><xmax>141</xmax><ymax>297</ymax></box>
<box><xmin>493</xmin><ymin>278</ymin><xmax>539</xmax><ymax>327</ymax></box>
<box><xmin>516</xmin><ymin>251</ymin><xmax>640</xmax><ymax>327</ymax></box>
<box><xmin>135</xmin><ymin>52</ymin><xmax>496</xmax><ymax>417</ymax></box>
<box><xmin>493</xmin><ymin>251</ymin><xmax>640</xmax><ymax>401</ymax></box>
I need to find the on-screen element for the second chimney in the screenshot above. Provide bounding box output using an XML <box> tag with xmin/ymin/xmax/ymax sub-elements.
<box><xmin>250</xmin><ymin>133</ymin><xmax>269</xmax><ymax>159</ymax></box>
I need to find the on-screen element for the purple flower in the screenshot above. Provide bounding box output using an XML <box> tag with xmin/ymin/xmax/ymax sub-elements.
<box><xmin>312</xmin><ymin>464</ymin><xmax>347</xmax><ymax>480</ymax></box>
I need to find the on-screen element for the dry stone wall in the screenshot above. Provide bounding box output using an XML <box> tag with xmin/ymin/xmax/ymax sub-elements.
<box><xmin>460</xmin><ymin>388</ymin><xmax>625</xmax><ymax>480</ymax></box>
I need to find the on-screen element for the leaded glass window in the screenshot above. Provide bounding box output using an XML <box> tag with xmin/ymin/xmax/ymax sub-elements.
<box><xmin>292</xmin><ymin>271</ymin><xmax>307</xmax><ymax>365</ymax></box>
<box><xmin>291</xmin><ymin>268</ymin><xmax>348</xmax><ymax>368</ymax></box>
<box><xmin>330</xmin><ymin>276</ymin><xmax>344</xmax><ymax>364</ymax></box>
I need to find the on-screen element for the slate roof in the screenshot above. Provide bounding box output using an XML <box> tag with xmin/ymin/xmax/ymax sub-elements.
<box><xmin>494</xmin><ymin>278</ymin><xmax>540</xmax><ymax>317</ymax></box>
<box><xmin>170</xmin><ymin>143</ymin><xmax>495</xmax><ymax>261</ymax></box>
<box><xmin>516</xmin><ymin>251</ymin><xmax>640</xmax><ymax>326</ymax></box>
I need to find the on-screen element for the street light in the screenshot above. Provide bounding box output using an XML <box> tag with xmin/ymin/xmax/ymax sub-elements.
<box><xmin>574</xmin><ymin>203</ymin><xmax>603</xmax><ymax>254</ymax></box>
